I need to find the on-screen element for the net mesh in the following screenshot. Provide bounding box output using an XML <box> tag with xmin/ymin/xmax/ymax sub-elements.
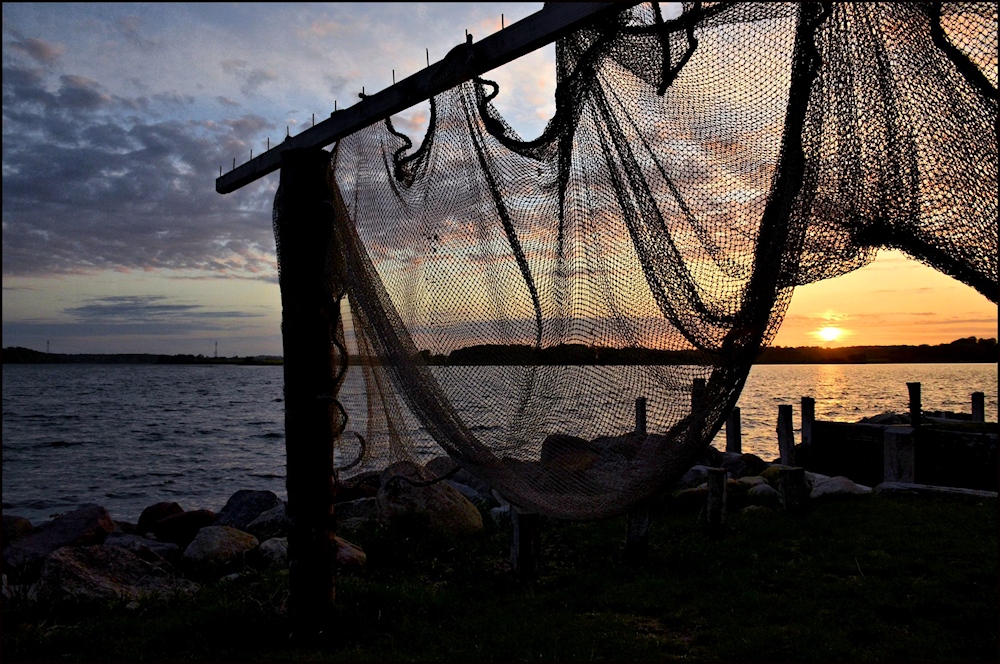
<box><xmin>273</xmin><ymin>2</ymin><xmax>997</xmax><ymax>519</ymax></box>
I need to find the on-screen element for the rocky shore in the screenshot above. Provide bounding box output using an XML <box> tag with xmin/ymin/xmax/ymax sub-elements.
<box><xmin>3</xmin><ymin>446</ymin><xmax>995</xmax><ymax>610</ymax></box>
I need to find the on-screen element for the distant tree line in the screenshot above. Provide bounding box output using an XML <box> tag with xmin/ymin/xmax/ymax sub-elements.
<box><xmin>3</xmin><ymin>337</ymin><xmax>996</xmax><ymax>366</ymax></box>
<box><xmin>0</xmin><ymin>348</ymin><xmax>282</xmax><ymax>365</ymax></box>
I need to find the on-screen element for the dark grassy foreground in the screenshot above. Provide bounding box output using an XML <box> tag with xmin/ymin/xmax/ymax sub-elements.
<box><xmin>4</xmin><ymin>494</ymin><xmax>997</xmax><ymax>661</ymax></box>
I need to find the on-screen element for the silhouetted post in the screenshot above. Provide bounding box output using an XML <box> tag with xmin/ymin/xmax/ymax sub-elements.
<box><xmin>511</xmin><ymin>509</ymin><xmax>540</xmax><ymax>579</ymax></box>
<box><xmin>777</xmin><ymin>404</ymin><xmax>795</xmax><ymax>465</ymax></box>
<box><xmin>726</xmin><ymin>407</ymin><xmax>742</xmax><ymax>454</ymax></box>
<box><xmin>625</xmin><ymin>397</ymin><xmax>650</xmax><ymax>560</ymax></box>
<box><xmin>705</xmin><ymin>467</ymin><xmax>727</xmax><ymax>533</ymax></box>
<box><xmin>971</xmin><ymin>392</ymin><xmax>985</xmax><ymax>422</ymax></box>
<box><xmin>907</xmin><ymin>382</ymin><xmax>921</xmax><ymax>427</ymax></box>
<box><xmin>276</xmin><ymin>148</ymin><xmax>340</xmax><ymax>637</ymax></box>
<box><xmin>800</xmin><ymin>397</ymin><xmax>815</xmax><ymax>448</ymax></box>
<box><xmin>692</xmin><ymin>378</ymin><xmax>707</xmax><ymax>411</ymax></box>
<box><xmin>884</xmin><ymin>426</ymin><xmax>915</xmax><ymax>483</ymax></box>
<box><xmin>778</xmin><ymin>467</ymin><xmax>809</xmax><ymax>513</ymax></box>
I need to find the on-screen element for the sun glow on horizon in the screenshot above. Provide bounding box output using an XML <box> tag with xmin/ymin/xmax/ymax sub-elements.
<box><xmin>814</xmin><ymin>326</ymin><xmax>846</xmax><ymax>344</ymax></box>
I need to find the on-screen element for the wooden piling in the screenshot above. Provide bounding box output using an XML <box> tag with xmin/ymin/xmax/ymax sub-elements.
<box><xmin>884</xmin><ymin>426</ymin><xmax>915</xmax><ymax>483</ymax></box>
<box><xmin>907</xmin><ymin>382</ymin><xmax>921</xmax><ymax>427</ymax></box>
<box><xmin>726</xmin><ymin>407</ymin><xmax>742</xmax><ymax>454</ymax></box>
<box><xmin>777</xmin><ymin>404</ymin><xmax>795</xmax><ymax>465</ymax></box>
<box><xmin>625</xmin><ymin>397</ymin><xmax>650</xmax><ymax>560</ymax></box>
<box><xmin>705</xmin><ymin>467</ymin><xmax>727</xmax><ymax>533</ymax></box>
<box><xmin>800</xmin><ymin>396</ymin><xmax>815</xmax><ymax>448</ymax></box>
<box><xmin>777</xmin><ymin>467</ymin><xmax>809</xmax><ymax>513</ymax></box>
<box><xmin>692</xmin><ymin>377</ymin><xmax>707</xmax><ymax>411</ymax></box>
<box><xmin>972</xmin><ymin>392</ymin><xmax>985</xmax><ymax>422</ymax></box>
<box><xmin>511</xmin><ymin>509</ymin><xmax>540</xmax><ymax>579</ymax></box>
<box><xmin>275</xmin><ymin>148</ymin><xmax>340</xmax><ymax>636</ymax></box>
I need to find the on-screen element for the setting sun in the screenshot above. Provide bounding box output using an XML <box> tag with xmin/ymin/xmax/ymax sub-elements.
<box><xmin>817</xmin><ymin>327</ymin><xmax>843</xmax><ymax>342</ymax></box>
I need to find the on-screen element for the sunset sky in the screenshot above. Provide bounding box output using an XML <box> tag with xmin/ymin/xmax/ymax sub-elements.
<box><xmin>3</xmin><ymin>3</ymin><xmax>996</xmax><ymax>356</ymax></box>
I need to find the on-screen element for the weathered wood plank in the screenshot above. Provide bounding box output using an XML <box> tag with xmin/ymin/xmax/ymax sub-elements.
<box><xmin>216</xmin><ymin>2</ymin><xmax>636</xmax><ymax>194</ymax></box>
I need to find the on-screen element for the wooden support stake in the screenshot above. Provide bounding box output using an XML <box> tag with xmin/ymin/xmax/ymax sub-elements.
<box><xmin>800</xmin><ymin>396</ymin><xmax>815</xmax><ymax>448</ymax></box>
<box><xmin>907</xmin><ymin>382</ymin><xmax>921</xmax><ymax>427</ymax></box>
<box><xmin>625</xmin><ymin>397</ymin><xmax>650</xmax><ymax>560</ymax></box>
<box><xmin>725</xmin><ymin>407</ymin><xmax>742</xmax><ymax>454</ymax></box>
<box><xmin>705</xmin><ymin>467</ymin><xmax>727</xmax><ymax>533</ymax></box>
<box><xmin>777</xmin><ymin>404</ymin><xmax>795</xmax><ymax>465</ymax></box>
<box><xmin>971</xmin><ymin>392</ymin><xmax>985</xmax><ymax>422</ymax></box>
<box><xmin>884</xmin><ymin>426</ymin><xmax>915</xmax><ymax>483</ymax></box>
<box><xmin>511</xmin><ymin>509</ymin><xmax>540</xmax><ymax>579</ymax></box>
<box><xmin>275</xmin><ymin>148</ymin><xmax>340</xmax><ymax>637</ymax></box>
<box><xmin>777</xmin><ymin>467</ymin><xmax>809</xmax><ymax>513</ymax></box>
<box><xmin>691</xmin><ymin>377</ymin><xmax>706</xmax><ymax>412</ymax></box>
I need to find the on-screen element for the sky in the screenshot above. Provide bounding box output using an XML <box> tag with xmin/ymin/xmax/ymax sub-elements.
<box><xmin>2</xmin><ymin>3</ymin><xmax>996</xmax><ymax>357</ymax></box>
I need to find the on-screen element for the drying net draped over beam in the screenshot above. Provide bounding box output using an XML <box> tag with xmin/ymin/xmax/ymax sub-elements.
<box><xmin>272</xmin><ymin>2</ymin><xmax>998</xmax><ymax>520</ymax></box>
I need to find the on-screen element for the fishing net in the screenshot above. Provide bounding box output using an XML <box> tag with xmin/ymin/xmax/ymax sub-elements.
<box><xmin>273</xmin><ymin>2</ymin><xmax>997</xmax><ymax>519</ymax></box>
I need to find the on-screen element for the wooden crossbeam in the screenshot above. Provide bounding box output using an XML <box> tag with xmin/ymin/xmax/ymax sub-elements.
<box><xmin>215</xmin><ymin>2</ymin><xmax>636</xmax><ymax>194</ymax></box>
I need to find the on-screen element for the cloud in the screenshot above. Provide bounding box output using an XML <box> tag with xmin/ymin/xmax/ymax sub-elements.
<box><xmin>221</xmin><ymin>59</ymin><xmax>279</xmax><ymax>97</ymax></box>
<box><xmin>2</xmin><ymin>55</ymin><xmax>279</xmax><ymax>279</ymax></box>
<box><xmin>5</xmin><ymin>36</ymin><xmax>64</xmax><ymax>65</ymax></box>
<box><xmin>65</xmin><ymin>295</ymin><xmax>261</xmax><ymax>322</ymax></box>
<box><xmin>118</xmin><ymin>15</ymin><xmax>162</xmax><ymax>51</ymax></box>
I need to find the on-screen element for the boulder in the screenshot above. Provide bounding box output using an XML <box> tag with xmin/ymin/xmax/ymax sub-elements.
<box><xmin>380</xmin><ymin>460</ymin><xmax>429</xmax><ymax>486</ymax></box>
<box><xmin>113</xmin><ymin>521</ymin><xmax>138</xmax><ymax>535</ymax></box>
<box><xmin>258</xmin><ymin>537</ymin><xmax>288</xmax><ymax>569</ymax></box>
<box><xmin>182</xmin><ymin>526</ymin><xmax>258</xmax><ymax>579</ymax></box>
<box><xmin>377</xmin><ymin>463</ymin><xmax>484</xmax><ymax>536</ymax></box>
<box><xmin>245</xmin><ymin>503</ymin><xmax>289</xmax><ymax>541</ymax></box>
<box><xmin>137</xmin><ymin>502</ymin><xmax>183</xmax><ymax>534</ymax></box>
<box><xmin>334</xmin><ymin>536</ymin><xmax>366</xmax><ymax>573</ymax></box>
<box><xmin>746</xmin><ymin>483</ymin><xmax>781</xmax><ymax>509</ymax></box>
<box><xmin>426</xmin><ymin>457</ymin><xmax>495</xmax><ymax>502</ymax></box>
<box><xmin>152</xmin><ymin>509</ymin><xmax>216</xmax><ymax>546</ymax></box>
<box><xmin>693</xmin><ymin>445</ymin><xmax>724</xmax><ymax>468</ymax></box>
<box><xmin>540</xmin><ymin>434</ymin><xmax>598</xmax><ymax>472</ymax></box>
<box><xmin>591</xmin><ymin>433</ymin><xmax>647</xmax><ymax>460</ymax></box>
<box><xmin>215</xmin><ymin>490</ymin><xmax>282</xmax><ymax>531</ymax></box>
<box><xmin>2</xmin><ymin>515</ymin><xmax>34</xmax><ymax>549</ymax></box>
<box><xmin>335</xmin><ymin>497</ymin><xmax>378</xmax><ymax>531</ymax></box>
<box><xmin>721</xmin><ymin>453</ymin><xmax>769</xmax><ymax>479</ymax></box>
<box><xmin>38</xmin><ymin>545</ymin><xmax>199</xmax><ymax>606</ymax></box>
<box><xmin>3</xmin><ymin>505</ymin><xmax>114</xmax><ymax>582</ymax></box>
<box><xmin>736</xmin><ymin>476</ymin><xmax>767</xmax><ymax>490</ymax></box>
<box><xmin>671</xmin><ymin>485</ymin><xmax>708</xmax><ymax>512</ymax></box>
<box><xmin>103</xmin><ymin>532</ymin><xmax>183</xmax><ymax>567</ymax></box>
<box><xmin>810</xmin><ymin>476</ymin><xmax>871</xmax><ymax>500</ymax></box>
<box><xmin>675</xmin><ymin>465</ymin><xmax>712</xmax><ymax>490</ymax></box>
<box><xmin>335</xmin><ymin>471</ymin><xmax>381</xmax><ymax>503</ymax></box>
<box><xmin>760</xmin><ymin>464</ymin><xmax>794</xmax><ymax>488</ymax></box>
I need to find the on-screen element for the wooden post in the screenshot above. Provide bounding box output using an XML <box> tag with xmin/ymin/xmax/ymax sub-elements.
<box><xmin>625</xmin><ymin>397</ymin><xmax>650</xmax><ymax>560</ymax></box>
<box><xmin>907</xmin><ymin>382</ymin><xmax>921</xmax><ymax>427</ymax></box>
<box><xmin>276</xmin><ymin>148</ymin><xmax>341</xmax><ymax>636</ymax></box>
<box><xmin>800</xmin><ymin>396</ymin><xmax>815</xmax><ymax>448</ymax></box>
<box><xmin>777</xmin><ymin>404</ymin><xmax>795</xmax><ymax>465</ymax></box>
<box><xmin>884</xmin><ymin>426</ymin><xmax>915</xmax><ymax>483</ymax></box>
<box><xmin>692</xmin><ymin>377</ymin><xmax>707</xmax><ymax>411</ymax></box>
<box><xmin>511</xmin><ymin>509</ymin><xmax>540</xmax><ymax>579</ymax></box>
<box><xmin>777</xmin><ymin>467</ymin><xmax>809</xmax><ymax>513</ymax></box>
<box><xmin>725</xmin><ymin>407</ymin><xmax>742</xmax><ymax>454</ymax></box>
<box><xmin>705</xmin><ymin>467</ymin><xmax>727</xmax><ymax>533</ymax></box>
<box><xmin>971</xmin><ymin>392</ymin><xmax>985</xmax><ymax>422</ymax></box>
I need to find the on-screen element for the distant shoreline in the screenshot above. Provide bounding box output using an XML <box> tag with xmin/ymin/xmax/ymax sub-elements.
<box><xmin>2</xmin><ymin>337</ymin><xmax>996</xmax><ymax>366</ymax></box>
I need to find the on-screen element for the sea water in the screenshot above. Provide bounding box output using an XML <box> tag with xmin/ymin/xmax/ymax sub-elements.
<box><xmin>2</xmin><ymin>362</ymin><xmax>996</xmax><ymax>524</ymax></box>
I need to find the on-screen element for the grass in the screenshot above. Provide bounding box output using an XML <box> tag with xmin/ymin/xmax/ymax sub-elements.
<box><xmin>3</xmin><ymin>494</ymin><xmax>997</xmax><ymax>661</ymax></box>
